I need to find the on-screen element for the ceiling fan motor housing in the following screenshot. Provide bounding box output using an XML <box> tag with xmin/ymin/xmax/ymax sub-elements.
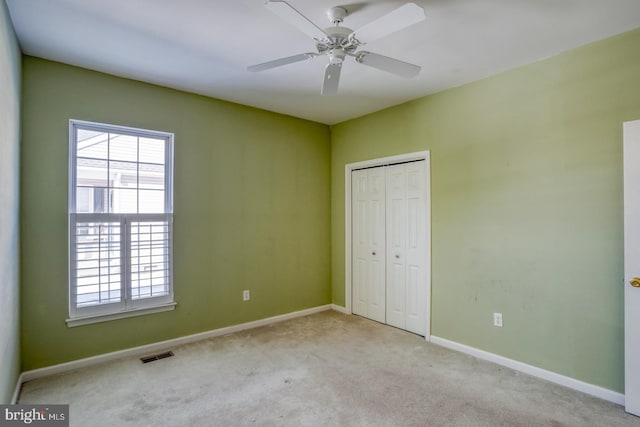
<box><xmin>324</xmin><ymin>25</ymin><xmax>352</xmax><ymax>40</ymax></box>
<box><xmin>318</xmin><ymin>26</ymin><xmax>357</xmax><ymax>57</ymax></box>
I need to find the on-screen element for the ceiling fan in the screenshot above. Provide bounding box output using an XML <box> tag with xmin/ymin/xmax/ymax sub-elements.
<box><xmin>247</xmin><ymin>1</ymin><xmax>426</xmax><ymax>95</ymax></box>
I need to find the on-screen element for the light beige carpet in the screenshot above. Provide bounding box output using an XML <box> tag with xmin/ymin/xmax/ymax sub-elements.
<box><xmin>18</xmin><ymin>311</ymin><xmax>640</xmax><ymax>426</ymax></box>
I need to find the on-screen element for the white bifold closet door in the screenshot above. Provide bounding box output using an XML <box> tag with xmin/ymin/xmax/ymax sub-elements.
<box><xmin>352</xmin><ymin>161</ymin><xmax>427</xmax><ymax>335</ymax></box>
<box><xmin>352</xmin><ymin>166</ymin><xmax>386</xmax><ymax>323</ymax></box>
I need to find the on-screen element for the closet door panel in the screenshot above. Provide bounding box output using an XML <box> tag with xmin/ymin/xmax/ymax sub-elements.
<box><xmin>386</xmin><ymin>164</ymin><xmax>407</xmax><ymax>329</ymax></box>
<box><xmin>367</xmin><ymin>167</ymin><xmax>386</xmax><ymax>322</ymax></box>
<box><xmin>351</xmin><ymin>167</ymin><xmax>386</xmax><ymax>323</ymax></box>
<box><xmin>352</xmin><ymin>170</ymin><xmax>369</xmax><ymax>317</ymax></box>
<box><xmin>405</xmin><ymin>161</ymin><xmax>426</xmax><ymax>335</ymax></box>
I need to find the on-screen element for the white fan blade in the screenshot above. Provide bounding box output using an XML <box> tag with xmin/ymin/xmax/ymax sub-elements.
<box><xmin>321</xmin><ymin>63</ymin><xmax>342</xmax><ymax>95</ymax></box>
<box><xmin>356</xmin><ymin>52</ymin><xmax>421</xmax><ymax>78</ymax></box>
<box><xmin>265</xmin><ymin>1</ymin><xmax>327</xmax><ymax>41</ymax></box>
<box><xmin>351</xmin><ymin>3</ymin><xmax>426</xmax><ymax>44</ymax></box>
<box><xmin>247</xmin><ymin>53</ymin><xmax>318</xmax><ymax>72</ymax></box>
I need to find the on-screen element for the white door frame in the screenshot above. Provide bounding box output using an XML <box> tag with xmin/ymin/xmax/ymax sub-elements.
<box><xmin>623</xmin><ymin>119</ymin><xmax>640</xmax><ymax>415</ymax></box>
<box><xmin>344</xmin><ymin>151</ymin><xmax>432</xmax><ymax>340</ymax></box>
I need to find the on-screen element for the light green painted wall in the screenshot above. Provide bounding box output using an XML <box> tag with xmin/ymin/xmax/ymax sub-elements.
<box><xmin>0</xmin><ymin>0</ymin><xmax>21</xmax><ymax>403</ymax></box>
<box><xmin>20</xmin><ymin>57</ymin><xmax>331</xmax><ymax>370</ymax></box>
<box><xmin>331</xmin><ymin>28</ymin><xmax>640</xmax><ymax>392</ymax></box>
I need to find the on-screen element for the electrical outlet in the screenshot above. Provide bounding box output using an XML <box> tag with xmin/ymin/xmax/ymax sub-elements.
<box><xmin>243</xmin><ymin>290</ymin><xmax>250</xmax><ymax>301</ymax></box>
<box><xmin>493</xmin><ymin>312</ymin><xmax>503</xmax><ymax>327</ymax></box>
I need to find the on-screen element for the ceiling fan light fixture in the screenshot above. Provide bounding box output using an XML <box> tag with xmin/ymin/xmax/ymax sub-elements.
<box><xmin>329</xmin><ymin>48</ymin><xmax>346</xmax><ymax>64</ymax></box>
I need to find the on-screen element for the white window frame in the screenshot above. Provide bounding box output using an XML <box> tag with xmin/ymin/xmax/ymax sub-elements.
<box><xmin>67</xmin><ymin>120</ymin><xmax>175</xmax><ymax>327</ymax></box>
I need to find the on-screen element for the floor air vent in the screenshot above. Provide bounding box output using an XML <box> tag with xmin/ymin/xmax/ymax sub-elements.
<box><xmin>140</xmin><ymin>351</ymin><xmax>174</xmax><ymax>363</ymax></box>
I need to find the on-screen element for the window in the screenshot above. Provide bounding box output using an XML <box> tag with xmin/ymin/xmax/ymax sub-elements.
<box><xmin>68</xmin><ymin>120</ymin><xmax>174</xmax><ymax>326</ymax></box>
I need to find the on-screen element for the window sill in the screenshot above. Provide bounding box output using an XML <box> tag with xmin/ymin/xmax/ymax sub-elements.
<box><xmin>66</xmin><ymin>302</ymin><xmax>176</xmax><ymax>327</ymax></box>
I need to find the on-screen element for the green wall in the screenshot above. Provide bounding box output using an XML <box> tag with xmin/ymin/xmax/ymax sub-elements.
<box><xmin>0</xmin><ymin>0</ymin><xmax>21</xmax><ymax>403</ymax></box>
<box><xmin>331</xmin><ymin>28</ymin><xmax>640</xmax><ymax>392</ymax></box>
<box><xmin>20</xmin><ymin>57</ymin><xmax>331</xmax><ymax>370</ymax></box>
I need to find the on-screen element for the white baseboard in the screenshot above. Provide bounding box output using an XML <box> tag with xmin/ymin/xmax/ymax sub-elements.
<box><xmin>430</xmin><ymin>335</ymin><xmax>625</xmax><ymax>406</ymax></box>
<box><xmin>20</xmin><ymin>304</ymin><xmax>333</xmax><ymax>385</ymax></box>
<box><xmin>331</xmin><ymin>304</ymin><xmax>348</xmax><ymax>314</ymax></box>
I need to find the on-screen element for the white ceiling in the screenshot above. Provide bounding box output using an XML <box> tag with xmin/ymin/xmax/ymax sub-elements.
<box><xmin>6</xmin><ymin>0</ymin><xmax>640</xmax><ymax>125</ymax></box>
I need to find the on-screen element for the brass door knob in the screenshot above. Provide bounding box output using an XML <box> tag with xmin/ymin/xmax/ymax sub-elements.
<box><xmin>631</xmin><ymin>278</ymin><xmax>640</xmax><ymax>288</ymax></box>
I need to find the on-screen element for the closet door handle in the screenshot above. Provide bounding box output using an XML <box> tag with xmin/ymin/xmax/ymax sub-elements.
<box><xmin>372</xmin><ymin>251</ymin><xmax>376</xmax><ymax>256</ymax></box>
<box><xmin>395</xmin><ymin>254</ymin><xmax>400</xmax><ymax>259</ymax></box>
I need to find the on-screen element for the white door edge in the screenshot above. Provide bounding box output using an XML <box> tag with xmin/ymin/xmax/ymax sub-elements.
<box><xmin>623</xmin><ymin>119</ymin><xmax>640</xmax><ymax>416</ymax></box>
<box><xmin>344</xmin><ymin>151</ymin><xmax>432</xmax><ymax>339</ymax></box>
